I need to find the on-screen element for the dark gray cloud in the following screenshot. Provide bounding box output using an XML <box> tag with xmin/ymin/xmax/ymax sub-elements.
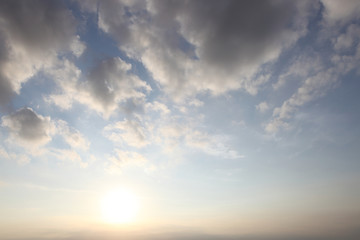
<box><xmin>0</xmin><ymin>22</ymin><xmax>15</xmax><ymax>107</ymax></box>
<box><xmin>94</xmin><ymin>0</ymin><xmax>312</xmax><ymax>99</ymax></box>
<box><xmin>0</xmin><ymin>0</ymin><xmax>81</xmax><ymax>107</ymax></box>
<box><xmin>1</xmin><ymin>107</ymin><xmax>53</xmax><ymax>147</ymax></box>
<box><xmin>0</xmin><ymin>0</ymin><xmax>76</xmax><ymax>53</ymax></box>
<box><xmin>163</xmin><ymin>0</ymin><xmax>295</xmax><ymax>69</ymax></box>
<box><xmin>81</xmin><ymin>57</ymin><xmax>151</xmax><ymax>117</ymax></box>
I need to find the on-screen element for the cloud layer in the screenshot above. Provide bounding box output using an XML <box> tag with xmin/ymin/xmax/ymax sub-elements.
<box><xmin>0</xmin><ymin>0</ymin><xmax>359</xmax><ymax>173</ymax></box>
<box><xmin>92</xmin><ymin>0</ymin><xmax>312</xmax><ymax>100</ymax></box>
<box><xmin>0</xmin><ymin>0</ymin><xmax>83</xmax><ymax>107</ymax></box>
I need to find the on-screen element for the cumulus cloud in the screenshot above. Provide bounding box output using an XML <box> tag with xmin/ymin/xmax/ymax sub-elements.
<box><xmin>1</xmin><ymin>107</ymin><xmax>90</xmax><ymax>166</ymax></box>
<box><xmin>83</xmin><ymin>57</ymin><xmax>150</xmax><ymax>115</ymax></box>
<box><xmin>46</xmin><ymin>57</ymin><xmax>151</xmax><ymax>118</ymax></box>
<box><xmin>1</xmin><ymin>107</ymin><xmax>54</xmax><ymax>148</ymax></box>
<box><xmin>86</xmin><ymin>0</ymin><xmax>313</xmax><ymax>100</ymax></box>
<box><xmin>0</xmin><ymin>0</ymin><xmax>83</xmax><ymax>107</ymax></box>
<box><xmin>44</xmin><ymin>59</ymin><xmax>82</xmax><ymax>110</ymax></box>
<box><xmin>145</xmin><ymin>101</ymin><xmax>170</xmax><ymax>115</ymax></box>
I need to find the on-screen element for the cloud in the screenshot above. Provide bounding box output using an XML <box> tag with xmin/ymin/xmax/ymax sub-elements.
<box><xmin>86</xmin><ymin>0</ymin><xmax>313</xmax><ymax>100</ymax></box>
<box><xmin>102</xmin><ymin>100</ymin><xmax>242</xmax><ymax>160</ymax></box>
<box><xmin>266</xmin><ymin>49</ymin><xmax>360</xmax><ymax>133</ymax></box>
<box><xmin>70</xmin><ymin>35</ymin><xmax>86</xmax><ymax>58</ymax></box>
<box><xmin>154</xmin><ymin>122</ymin><xmax>242</xmax><ymax>159</ymax></box>
<box><xmin>84</xmin><ymin>57</ymin><xmax>150</xmax><ymax>115</ymax></box>
<box><xmin>184</xmin><ymin>130</ymin><xmax>244</xmax><ymax>159</ymax></box>
<box><xmin>265</xmin><ymin>3</ymin><xmax>360</xmax><ymax>134</ymax></box>
<box><xmin>0</xmin><ymin>0</ymin><xmax>82</xmax><ymax>107</ymax></box>
<box><xmin>266</xmin><ymin>68</ymin><xmax>339</xmax><ymax>133</ymax></box>
<box><xmin>106</xmin><ymin>149</ymin><xmax>148</xmax><ymax>174</ymax></box>
<box><xmin>256</xmin><ymin>102</ymin><xmax>270</xmax><ymax>113</ymax></box>
<box><xmin>46</xmin><ymin>57</ymin><xmax>151</xmax><ymax>118</ymax></box>
<box><xmin>56</xmin><ymin>120</ymin><xmax>90</xmax><ymax>151</ymax></box>
<box><xmin>1</xmin><ymin>107</ymin><xmax>54</xmax><ymax>148</ymax></box>
<box><xmin>104</xmin><ymin>118</ymin><xmax>149</xmax><ymax>148</ymax></box>
<box><xmin>321</xmin><ymin>0</ymin><xmax>360</xmax><ymax>26</ymax></box>
<box><xmin>44</xmin><ymin>59</ymin><xmax>82</xmax><ymax>110</ymax></box>
<box><xmin>273</xmin><ymin>54</ymin><xmax>324</xmax><ymax>90</ymax></box>
<box><xmin>0</xmin><ymin>146</ymin><xmax>30</xmax><ymax>165</ymax></box>
<box><xmin>1</xmin><ymin>107</ymin><xmax>90</xmax><ymax>166</ymax></box>
<box><xmin>145</xmin><ymin>101</ymin><xmax>171</xmax><ymax>115</ymax></box>
<box><xmin>48</xmin><ymin>148</ymin><xmax>88</xmax><ymax>168</ymax></box>
<box><xmin>333</xmin><ymin>24</ymin><xmax>360</xmax><ymax>51</ymax></box>
<box><xmin>188</xmin><ymin>99</ymin><xmax>204</xmax><ymax>108</ymax></box>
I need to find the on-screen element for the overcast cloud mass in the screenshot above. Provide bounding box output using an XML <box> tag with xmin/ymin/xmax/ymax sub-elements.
<box><xmin>1</xmin><ymin>1</ymin><xmax>360</xmax><ymax>240</ymax></box>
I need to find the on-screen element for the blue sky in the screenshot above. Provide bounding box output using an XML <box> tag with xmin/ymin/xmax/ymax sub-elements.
<box><xmin>0</xmin><ymin>0</ymin><xmax>360</xmax><ymax>239</ymax></box>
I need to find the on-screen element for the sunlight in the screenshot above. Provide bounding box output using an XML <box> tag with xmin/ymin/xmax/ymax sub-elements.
<box><xmin>101</xmin><ymin>188</ymin><xmax>139</xmax><ymax>224</ymax></box>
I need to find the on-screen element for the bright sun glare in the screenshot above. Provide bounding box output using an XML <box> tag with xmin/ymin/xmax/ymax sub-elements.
<box><xmin>101</xmin><ymin>188</ymin><xmax>139</xmax><ymax>224</ymax></box>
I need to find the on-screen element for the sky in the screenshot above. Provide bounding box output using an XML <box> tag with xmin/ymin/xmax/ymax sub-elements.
<box><xmin>0</xmin><ymin>0</ymin><xmax>360</xmax><ymax>239</ymax></box>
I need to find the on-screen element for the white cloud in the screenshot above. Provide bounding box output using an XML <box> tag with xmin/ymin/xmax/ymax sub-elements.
<box><xmin>145</xmin><ymin>101</ymin><xmax>170</xmax><ymax>115</ymax></box>
<box><xmin>0</xmin><ymin>147</ymin><xmax>9</xmax><ymax>159</ymax></box>
<box><xmin>266</xmin><ymin>68</ymin><xmax>340</xmax><ymax>133</ymax></box>
<box><xmin>44</xmin><ymin>59</ymin><xmax>82</xmax><ymax>110</ymax></box>
<box><xmin>321</xmin><ymin>0</ymin><xmax>360</xmax><ymax>26</ymax></box>
<box><xmin>256</xmin><ymin>102</ymin><xmax>270</xmax><ymax>114</ymax></box>
<box><xmin>70</xmin><ymin>35</ymin><xmax>86</xmax><ymax>58</ymax></box>
<box><xmin>106</xmin><ymin>149</ymin><xmax>148</xmax><ymax>174</ymax></box>
<box><xmin>15</xmin><ymin>154</ymin><xmax>31</xmax><ymax>166</ymax></box>
<box><xmin>185</xmin><ymin>130</ymin><xmax>244</xmax><ymax>159</ymax></box>
<box><xmin>155</xmin><ymin>124</ymin><xmax>186</xmax><ymax>150</ymax></box>
<box><xmin>0</xmin><ymin>147</ymin><xmax>30</xmax><ymax>165</ymax></box>
<box><xmin>45</xmin><ymin>94</ymin><xmax>74</xmax><ymax>111</ymax></box>
<box><xmin>104</xmin><ymin>118</ymin><xmax>149</xmax><ymax>148</ymax></box>
<box><xmin>49</xmin><ymin>148</ymin><xmax>87</xmax><ymax>168</ymax></box>
<box><xmin>266</xmin><ymin>16</ymin><xmax>360</xmax><ymax>134</ymax></box>
<box><xmin>189</xmin><ymin>99</ymin><xmax>204</xmax><ymax>107</ymax></box>
<box><xmin>333</xmin><ymin>24</ymin><xmax>360</xmax><ymax>51</ymax></box>
<box><xmin>154</xmin><ymin>122</ymin><xmax>242</xmax><ymax>159</ymax></box>
<box><xmin>56</xmin><ymin>120</ymin><xmax>90</xmax><ymax>151</ymax></box>
<box><xmin>273</xmin><ymin>54</ymin><xmax>324</xmax><ymax>90</ymax></box>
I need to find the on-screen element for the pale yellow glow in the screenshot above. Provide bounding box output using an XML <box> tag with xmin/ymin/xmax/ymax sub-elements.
<box><xmin>101</xmin><ymin>188</ymin><xmax>139</xmax><ymax>224</ymax></box>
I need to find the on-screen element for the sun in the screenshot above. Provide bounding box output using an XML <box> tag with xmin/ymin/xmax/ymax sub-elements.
<box><xmin>101</xmin><ymin>188</ymin><xmax>139</xmax><ymax>224</ymax></box>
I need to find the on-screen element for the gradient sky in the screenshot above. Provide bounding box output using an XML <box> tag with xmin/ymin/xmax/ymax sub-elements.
<box><xmin>1</xmin><ymin>0</ymin><xmax>360</xmax><ymax>239</ymax></box>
